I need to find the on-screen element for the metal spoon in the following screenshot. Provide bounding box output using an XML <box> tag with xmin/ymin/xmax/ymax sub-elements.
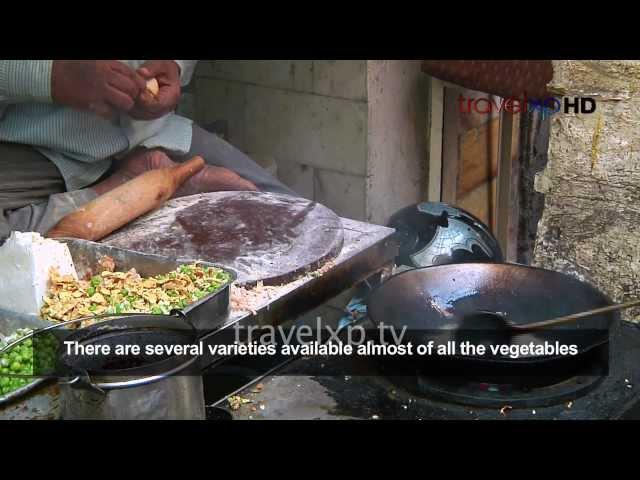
<box><xmin>462</xmin><ymin>298</ymin><xmax>640</xmax><ymax>334</ymax></box>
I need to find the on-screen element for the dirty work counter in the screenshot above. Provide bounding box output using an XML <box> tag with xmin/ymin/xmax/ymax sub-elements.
<box><xmin>197</xmin><ymin>217</ymin><xmax>397</xmax><ymax>404</ymax></box>
<box><xmin>102</xmin><ymin>191</ymin><xmax>397</xmax><ymax>359</ymax></box>
<box><xmin>104</xmin><ymin>192</ymin><xmax>397</xmax><ymax>405</ymax></box>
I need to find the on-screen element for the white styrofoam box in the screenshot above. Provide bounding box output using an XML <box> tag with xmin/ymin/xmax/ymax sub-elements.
<box><xmin>0</xmin><ymin>232</ymin><xmax>78</xmax><ymax>317</ymax></box>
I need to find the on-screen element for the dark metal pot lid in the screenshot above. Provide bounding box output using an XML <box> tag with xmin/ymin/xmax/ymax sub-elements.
<box><xmin>387</xmin><ymin>202</ymin><xmax>504</xmax><ymax>268</ymax></box>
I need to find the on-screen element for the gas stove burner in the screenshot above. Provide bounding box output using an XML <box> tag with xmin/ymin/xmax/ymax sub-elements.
<box><xmin>375</xmin><ymin>340</ymin><xmax>610</xmax><ymax>408</ymax></box>
<box><xmin>206</xmin><ymin>322</ymin><xmax>640</xmax><ymax>419</ymax></box>
<box><xmin>386</xmin><ymin>373</ymin><xmax>606</xmax><ymax>409</ymax></box>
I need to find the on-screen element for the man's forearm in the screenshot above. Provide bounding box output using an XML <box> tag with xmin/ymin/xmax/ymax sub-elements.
<box><xmin>0</xmin><ymin>60</ymin><xmax>53</xmax><ymax>103</ymax></box>
<box><xmin>422</xmin><ymin>60</ymin><xmax>554</xmax><ymax>99</ymax></box>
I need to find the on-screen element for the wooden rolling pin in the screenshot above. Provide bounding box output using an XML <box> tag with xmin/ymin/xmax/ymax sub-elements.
<box><xmin>46</xmin><ymin>156</ymin><xmax>205</xmax><ymax>241</ymax></box>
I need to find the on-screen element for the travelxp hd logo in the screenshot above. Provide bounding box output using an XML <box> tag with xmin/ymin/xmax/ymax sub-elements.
<box><xmin>459</xmin><ymin>94</ymin><xmax>597</xmax><ymax>119</ymax></box>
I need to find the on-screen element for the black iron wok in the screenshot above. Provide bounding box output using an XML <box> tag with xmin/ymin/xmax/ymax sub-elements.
<box><xmin>367</xmin><ymin>263</ymin><xmax>616</xmax><ymax>368</ymax></box>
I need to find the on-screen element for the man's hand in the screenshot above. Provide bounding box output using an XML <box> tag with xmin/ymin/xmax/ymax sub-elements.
<box><xmin>91</xmin><ymin>147</ymin><xmax>259</xmax><ymax>197</ymax></box>
<box><xmin>51</xmin><ymin>60</ymin><xmax>146</xmax><ymax>119</ymax></box>
<box><xmin>175</xmin><ymin>165</ymin><xmax>259</xmax><ymax>197</ymax></box>
<box><xmin>129</xmin><ymin>60</ymin><xmax>182</xmax><ymax>120</ymax></box>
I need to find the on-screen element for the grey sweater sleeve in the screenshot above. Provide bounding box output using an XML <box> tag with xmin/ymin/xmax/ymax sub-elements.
<box><xmin>0</xmin><ymin>60</ymin><xmax>53</xmax><ymax>103</ymax></box>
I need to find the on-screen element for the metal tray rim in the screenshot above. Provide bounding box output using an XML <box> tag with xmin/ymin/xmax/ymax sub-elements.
<box><xmin>0</xmin><ymin>377</ymin><xmax>50</xmax><ymax>406</ymax></box>
<box><xmin>57</xmin><ymin>237</ymin><xmax>238</xmax><ymax>316</ymax></box>
<box><xmin>1</xmin><ymin>238</ymin><xmax>237</xmax><ymax>406</ymax></box>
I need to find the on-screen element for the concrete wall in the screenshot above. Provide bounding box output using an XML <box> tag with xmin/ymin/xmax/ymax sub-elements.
<box><xmin>533</xmin><ymin>61</ymin><xmax>640</xmax><ymax>321</ymax></box>
<box><xmin>193</xmin><ymin>61</ymin><xmax>368</xmax><ymax>220</ymax></box>
<box><xmin>366</xmin><ymin>60</ymin><xmax>428</xmax><ymax>225</ymax></box>
<box><xmin>192</xmin><ymin>60</ymin><xmax>427</xmax><ymax>224</ymax></box>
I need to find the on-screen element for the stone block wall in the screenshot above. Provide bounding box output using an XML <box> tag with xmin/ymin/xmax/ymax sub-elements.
<box><xmin>533</xmin><ymin>61</ymin><xmax>640</xmax><ymax>321</ymax></box>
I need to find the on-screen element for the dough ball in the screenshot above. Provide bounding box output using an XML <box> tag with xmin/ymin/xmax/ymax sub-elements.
<box><xmin>146</xmin><ymin>78</ymin><xmax>159</xmax><ymax>97</ymax></box>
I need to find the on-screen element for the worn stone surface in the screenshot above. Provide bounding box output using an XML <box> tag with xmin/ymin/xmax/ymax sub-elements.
<box><xmin>103</xmin><ymin>192</ymin><xmax>344</xmax><ymax>286</ymax></box>
<box><xmin>516</xmin><ymin>111</ymin><xmax>550</xmax><ymax>265</ymax></box>
<box><xmin>533</xmin><ymin>61</ymin><xmax>640</xmax><ymax>321</ymax></box>
<box><xmin>549</xmin><ymin>60</ymin><xmax>640</xmax><ymax>99</ymax></box>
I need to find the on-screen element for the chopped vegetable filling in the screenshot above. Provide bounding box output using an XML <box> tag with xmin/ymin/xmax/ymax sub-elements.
<box><xmin>40</xmin><ymin>258</ymin><xmax>231</xmax><ymax>323</ymax></box>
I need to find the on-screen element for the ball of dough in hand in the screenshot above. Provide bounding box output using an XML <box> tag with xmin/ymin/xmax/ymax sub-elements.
<box><xmin>146</xmin><ymin>78</ymin><xmax>159</xmax><ymax>97</ymax></box>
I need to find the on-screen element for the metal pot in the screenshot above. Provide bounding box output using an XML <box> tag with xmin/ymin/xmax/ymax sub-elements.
<box><xmin>60</xmin><ymin>371</ymin><xmax>204</xmax><ymax>420</ymax></box>
<box><xmin>57</xmin><ymin>314</ymin><xmax>205</xmax><ymax>420</ymax></box>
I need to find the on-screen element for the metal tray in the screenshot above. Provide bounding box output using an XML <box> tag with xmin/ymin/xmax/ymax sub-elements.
<box><xmin>58</xmin><ymin>238</ymin><xmax>236</xmax><ymax>331</ymax></box>
<box><xmin>0</xmin><ymin>378</ymin><xmax>48</xmax><ymax>409</ymax></box>
<box><xmin>1</xmin><ymin>238</ymin><xmax>236</xmax><ymax>409</ymax></box>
